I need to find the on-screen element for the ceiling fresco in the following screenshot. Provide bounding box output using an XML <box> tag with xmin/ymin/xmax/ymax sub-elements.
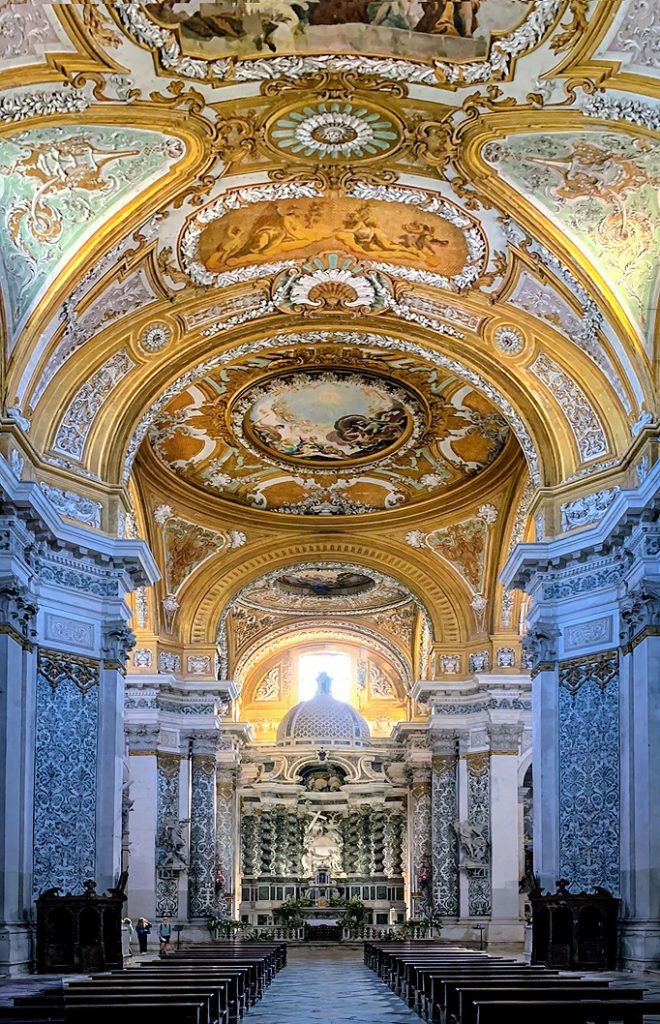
<box><xmin>141</xmin><ymin>0</ymin><xmax>536</xmax><ymax>60</ymax></box>
<box><xmin>184</xmin><ymin>189</ymin><xmax>481</xmax><ymax>287</ymax></box>
<box><xmin>148</xmin><ymin>343</ymin><xmax>510</xmax><ymax>514</ymax></box>
<box><xmin>116</xmin><ymin>0</ymin><xmax>562</xmax><ymax>85</ymax></box>
<box><xmin>237</xmin><ymin>370</ymin><xmax>420</xmax><ymax>467</ymax></box>
<box><xmin>239</xmin><ymin>564</ymin><xmax>412</xmax><ymax>613</ymax></box>
<box><xmin>0</xmin><ymin>0</ymin><xmax>655</xmax><ymax>694</ymax></box>
<box><xmin>0</xmin><ymin>125</ymin><xmax>184</xmax><ymax>338</ymax></box>
<box><xmin>484</xmin><ymin>130</ymin><xmax>660</xmax><ymax>348</ymax></box>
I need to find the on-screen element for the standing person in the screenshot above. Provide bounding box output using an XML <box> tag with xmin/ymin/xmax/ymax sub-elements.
<box><xmin>121</xmin><ymin>917</ymin><xmax>134</xmax><ymax>958</ymax></box>
<box><xmin>136</xmin><ymin>917</ymin><xmax>151</xmax><ymax>954</ymax></box>
<box><xmin>158</xmin><ymin>917</ymin><xmax>172</xmax><ymax>957</ymax></box>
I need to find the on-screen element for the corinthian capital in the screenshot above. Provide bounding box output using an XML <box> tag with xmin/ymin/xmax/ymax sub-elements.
<box><xmin>522</xmin><ymin>620</ymin><xmax>561</xmax><ymax>671</ymax></box>
<box><xmin>620</xmin><ymin>580</ymin><xmax>660</xmax><ymax>646</ymax></box>
<box><xmin>102</xmin><ymin>619</ymin><xmax>136</xmax><ymax>669</ymax></box>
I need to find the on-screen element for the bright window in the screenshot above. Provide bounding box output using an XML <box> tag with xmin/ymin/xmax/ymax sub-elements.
<box><xmin>298</xmin><ymin>652</ymin><xmax>351</xmax><ymax>702</ymax></box>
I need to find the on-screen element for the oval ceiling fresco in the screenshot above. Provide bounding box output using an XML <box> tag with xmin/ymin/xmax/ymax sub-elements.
<box><xmin>147</xmin><ymin>342</ymin><xmax>511</xmax><ymax>515</ymax></box>
<box><xmin>239</xmin><ymin>563</ymin><xmax>411</xmax><ymax>613</ymax></box>
<box><xmin>233</xmin><ymin>370</ymin><xmax>422</xmax><ymax>468</ymax></box>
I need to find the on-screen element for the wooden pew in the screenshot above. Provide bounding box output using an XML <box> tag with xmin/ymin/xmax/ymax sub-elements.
<box><xmin>63</xmin><ymin>991</ymin><xmax>216</xmax><ymax>1024</ymax></box>
<box><xmin>455</xmin><ymin>986</ymin><xmax>645</xmax><ymax>1024</ymax></box>
<box><xmin>64</xmin><ymin>1002</ymin><xmax>205</xmax><ymax>1024</ymax></box>
<box><xmin>64</xmin><ymin>982</ymin><xmax>226</xmax><ymax>1024</ymax></box>
<box><xmin>422</xmin><ymin>968</ymin><xmax>564</xmax><ymax>1022</ymax></box>
<box><xmin>122</xmin><ymin>967</ymin><xmax>249</xmax><ymax>1018</ymax></box>
<box><xmin>474</xmin><ymin>1000</ymin><xmax>660</xmax><ymax>1024</ymax></box>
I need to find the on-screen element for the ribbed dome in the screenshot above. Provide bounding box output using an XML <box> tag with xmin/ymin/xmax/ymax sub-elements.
<box><xmin>277</xmin><ymin>672</ymin><xmax>370</xmax><ymax>746</ymax></box>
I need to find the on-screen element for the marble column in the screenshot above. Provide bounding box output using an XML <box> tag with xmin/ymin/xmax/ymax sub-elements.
<box><xmin>188</xmin><ymin>736</ymin><xmax>218</xmax><ymax>919</ymax></box>
<box><xmin>216</xmin><ymin>768</ymin><xmax>237</xmax><ymax>917</ymax></box>
<box><xmin>488</xmin><ymin>724</ymin><xmax>524</xmax><ymax>942</ymax></box>
<box><xmin>0</xmin><ymin>578</ymin><xmax>38</xmax><ymax>973</ymax></box>
<box><xmin>619</xmin><ymin>577</ymin><xmax>660</xmax><ymax>968</ymax></box>
<box><xmin>408</xmin><ymin>769</ymin><xmax>432</xmax><ymax>917</ymax></box>
<box><xmin>431</xmin><ymin>733</ymin><xmax>459</xmax><ymax>917</ymax></box>
<box><xmin>465</xmin><ymin>751</ymin><xmax>491</xmax><ymax>918</ymax></box>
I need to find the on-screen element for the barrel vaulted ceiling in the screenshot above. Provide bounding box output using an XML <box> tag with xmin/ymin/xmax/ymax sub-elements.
<box><xmin>1</xmin><ymin>1</ymin><xmax>657</xmax><ymax>695</ymax></box>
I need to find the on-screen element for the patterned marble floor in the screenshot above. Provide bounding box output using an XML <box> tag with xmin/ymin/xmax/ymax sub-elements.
<box><xmin>244</xmin><ymin>945</ymin><xmax>421</xmax><ymax>1024</ymax></box>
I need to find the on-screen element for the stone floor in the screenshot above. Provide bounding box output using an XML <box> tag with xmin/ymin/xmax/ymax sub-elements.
<box><xmin>246</xmin><ymin>945</ymin><xmax>421</xmax><ymax>1024</ymax></box>
<box><xmin>2</xmin><ymin>945</ymin><xmax>660</xmax><ymax>1021</ymax></box>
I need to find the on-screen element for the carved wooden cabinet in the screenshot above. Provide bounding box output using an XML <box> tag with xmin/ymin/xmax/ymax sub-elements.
<box><xmin>530</xmin><ymin>881</ymin><xmax>620</xmax><ymax>970</ymax></box>
<box><xmin>36</xmin><ymin>878</ymin><xmax>126</xmax><ymax>973</ymax></box>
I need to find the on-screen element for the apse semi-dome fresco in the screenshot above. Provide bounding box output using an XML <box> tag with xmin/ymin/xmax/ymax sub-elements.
<box><xmin>148</xmin><ymin>347</ymin><xmax>510</xmax><ymax>514</ymax></box>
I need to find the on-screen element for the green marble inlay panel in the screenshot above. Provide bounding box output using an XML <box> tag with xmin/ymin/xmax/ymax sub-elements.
<box><xmin>484</xmin><ymin>129</ymin><xmax>660</xmax><ymax>346</ymax></box>
<box><xmin>0</xmin><ymin>124</ymin><xmax>184</xmax><ymax>334</ymax></box>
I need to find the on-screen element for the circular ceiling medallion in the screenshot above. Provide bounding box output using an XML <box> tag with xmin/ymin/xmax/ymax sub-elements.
<box><xmin>269</xmin><ymin>101</ymin><xmax>400</xmax><ymax>161</ymax></box>
<box><xmin>494</xmin><ymin>324</ymin><xmax>525</xmax><ymax>356</ymax></box>
<box><xmin>277</xmin><ymin>568</ymin><xmax>374</xmax><ymax>597</ymax></box>
<box><xmin>231</xmin><ymin>370</ymin><xmax>424</xmax><ymax>469</ymax></box>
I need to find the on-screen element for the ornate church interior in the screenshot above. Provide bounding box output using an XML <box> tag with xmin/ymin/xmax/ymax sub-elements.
<box><xmin>0</xmin><ymin>0</ymin><xmax>658</xmax><ymax>1016</ymax></box>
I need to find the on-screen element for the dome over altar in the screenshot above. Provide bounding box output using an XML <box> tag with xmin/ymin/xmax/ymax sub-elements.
<box><xmin>276</xmin><ymin>672</ymin><xmax>371</xmax><ymax>747</ymax></box>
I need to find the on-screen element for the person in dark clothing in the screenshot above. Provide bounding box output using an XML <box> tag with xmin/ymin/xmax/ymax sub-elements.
<box><xmin>136</xmin><ymin>917</ymin><xmax>151</xmax><ymax>953</ymax></box>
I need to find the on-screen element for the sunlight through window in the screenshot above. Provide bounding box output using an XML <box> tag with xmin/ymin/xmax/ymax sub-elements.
<box><xmin>298</xmin><ymin>652</ymin><xmax>351</xmax><ymax>703</ymax></box>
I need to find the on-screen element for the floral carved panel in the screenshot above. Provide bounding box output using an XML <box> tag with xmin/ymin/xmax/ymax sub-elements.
<box><xmin>33</xmin><ymin>650</ymin><xmax>99</xmax><ymax>897</ymax></box>
<box><xmin>558</xmin><ymin>651</ymin><xmax>620</xmax><ymax>895</ymax></box>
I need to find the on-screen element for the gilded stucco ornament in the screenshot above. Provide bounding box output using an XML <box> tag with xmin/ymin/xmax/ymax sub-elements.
<box><xmin>530</xmin><ymin>353</ymin><xmax>609</xmax><ymax>462</ymax></box>
<box><xmin>499</xmin><ymin>218</ymin><xmax>633</xmax><ymax>416</ymax></box>
<box><xmin>139</xmin><ymin>322</ymin><xmax>172</xmax><ymax>353</ymax></box>
<box><xmin>494</xmin><ymin>324</ymin><xmax>524</xmax><ymax>356</ymax></box>
<box><xmin>0</xmin><ymin>87</ymin><xmax>90</xmax><ymax>123</ymax></box>
<box><xmin>113</xmin><ymin>0</ymin><xmax>566</xmax><ymax>88</ymax></box>
<box><xmin>268</xmin><ymin>101</ymin><xmax>400</xmax><ymax>161</ymax></box>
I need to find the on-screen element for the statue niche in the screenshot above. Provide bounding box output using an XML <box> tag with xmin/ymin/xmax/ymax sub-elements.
<box><xmin>302</xmin><ymin>811</ymin><xmax>344</xmax><ymax>878</ymax></box>
<box><xmin>157</xmin><ymin>816</ymin><xmax>189</xmax><ymax>870</ymax></box>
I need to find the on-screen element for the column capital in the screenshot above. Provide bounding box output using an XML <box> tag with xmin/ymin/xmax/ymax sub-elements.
<box><xmin>620</xmin><ymin>580</ymin><xmax>660</xmax><ymax>650</ymax></box>
<box><xmin>0</xmin><ymin>575</ymin><xmax>37</xmax><ymax>646</ymax></box>
<box><xmin>522</xmin><ymin>620</ymin><xmax>561</xmax><ymax>674</ymax></box>
<box><xmin>102</xmin><ymin>619</ymin><xmax>136</xmax><ymax>672</ymax></box>
<box><xmin>487</xmin><ymin>722</ymin><xmax>523</xmax><ymax>755</ymax></box>
<box><xmin>126</xmin><ymin>723</ymin><xmax>160</xmax><ymax>753</ymax></box>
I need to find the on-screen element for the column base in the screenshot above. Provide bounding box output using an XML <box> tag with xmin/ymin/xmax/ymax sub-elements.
<box><xmin>0</xmin><ymin>922</ymin><xmax>34</xmax><ymax>975</ymax></box>
<box><xmin>619</xmin><ymin>920</ymin><xmax>660</xmax><ymax>971</ymax></box>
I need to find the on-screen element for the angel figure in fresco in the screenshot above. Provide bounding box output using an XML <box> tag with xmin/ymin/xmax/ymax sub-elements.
<box><xmin>204</xmin><ymin>202</ymin><xmax>325</xmax><ymax>270</ymax></box>
<box><xmin>336</xmin><ymin>204</ymin><xmax>416</xmax><ymax>260</ymax></box>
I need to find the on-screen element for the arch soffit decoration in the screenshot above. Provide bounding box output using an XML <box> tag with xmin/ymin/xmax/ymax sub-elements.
<box><xmin>184</xmin><ymin>539</ymin><xmax>466</xmax><ymax>647</ymax></box>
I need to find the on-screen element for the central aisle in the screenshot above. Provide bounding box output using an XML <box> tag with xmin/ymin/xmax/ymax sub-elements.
<box><xmin>246</xmin><ymin>945</ymin><xmax>420</xmax><ymax>1024</ymax></box>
